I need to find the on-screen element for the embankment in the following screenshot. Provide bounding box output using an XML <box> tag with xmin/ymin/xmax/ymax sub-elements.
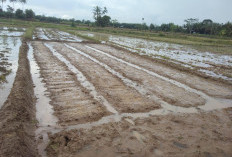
<box><xmin>0</xmin><ymin>40</ymin><xmax>38</xmax><ymax>157</ymax></box>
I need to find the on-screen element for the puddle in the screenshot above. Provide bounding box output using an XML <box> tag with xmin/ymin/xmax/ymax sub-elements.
<box><xmin>0</xmin><ymin>30</ymin><xmax>24</xmax><ymax>36</ymax></box>
<box><xmin>35</xmin><ymin>28</ymin><xmax>83</xmax><ymax>42</ymax></box>
<box><xmin>0</xmin><ymin>37</ymin><xmax>21</xmax><ymax>109</ymax></box>
<box><xmin>66</xmin><ymin>44</ymin><xmax>191</xmax><ymax>111</ymax></box>
<box><xmin>44</xmin><ymin>43</ymin><xmax>118</xmax><ymax>115</ymax></box>
<box><xmin>199</xmin><ymin>69</ymin><xmax>232</xmax><ymax>81</ymax></box>
<box><xmin>56</xmin><ymin>31</ymin><xmax>83</xmax><ymax>42</ymax></box>
<box><xmin>0</xmin><ymin>27</ymin><xmax>26</xmax><ymax>31</ymax></box>
<box><xmin>108</xmin><ymin>36</ymin><xmax>232</xmax><ymax>68</ymax></box>
<box><xmin>85</xmin><ymin>46</ymin><xmax>232</xmax><ymax>112</ymax></box>
<box><xmin>35</xmin><ymin>28</ymin><xmax>50</xmax><ymax>40</ymax></box>
<box><xmin>31</xmin><ymin>42</ymin><xmax>232</xmax><ymax>156</ymax></box>
<box><xmin>28</xmin><ymin>42</ymin><xmax>58</xmax><ymax>127</ymax></box>
<box><xmin>0</xmin><ymin>27</ymin><xmax>25</xmax><ymax>36</ymax></box>
<box><xmin>78</xmin><ymin>31</ymin><xmax>232</xmax><ymax>81</ymax></box>
<box><xmin>28</xmin><ymin>43</ymin><xmax>59</xmax><ymax>157</ymax></box>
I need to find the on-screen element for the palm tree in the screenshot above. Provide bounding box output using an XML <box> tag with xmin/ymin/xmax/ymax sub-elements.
<box><xmin>1</xmin><ymin>0</ymin><xmax>6</xmax><ymax>10</ymax></box>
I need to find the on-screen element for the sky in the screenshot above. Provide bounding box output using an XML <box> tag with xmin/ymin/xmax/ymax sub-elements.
<box><xmin>3</xmin><ymin>0</ymin><xmax>232</xmax><ymax>25</ymax></box>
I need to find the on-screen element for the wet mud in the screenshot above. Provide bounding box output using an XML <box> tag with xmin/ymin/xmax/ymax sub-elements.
<box><xmin>0</xmin><ymin>36</ymin><xmax>21</xmax><ymax>108</ymax></box>
<box><xmin>68</xmin><ymin>43</ymin><xmax>206</xmax><ymax>108</ymax></box>
<box><xmin>33</xmin><ymin>41</ymin><xmax>109</xmax><ymax>126</ymax></box>
<box><xmin>47</xmin><ymin>108</ymin><xmax>232</xmax><ymax>157</ymax></box>
<box><xmin>1</xmin><ymin>28</ymin><xmax>232</xmax><ymax>157</ymax></box>
<box><xmin>50</xmin><ymin>42</ymin><xmax>160</xmax><ymax>113</ymax></box>
<box><xmin>89</xmin><ymin>44</ymin><xmax>232</xmax><ymax>98</ymax></box>
<box><xmin>0</xmin><ymin>40</ymin><xmax>38</xmax><ymax>157</ymax></box>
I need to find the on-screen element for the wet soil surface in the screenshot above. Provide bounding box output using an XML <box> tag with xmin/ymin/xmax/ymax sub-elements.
<box><xmin>89</xmin><ymin>44</ymin><xmax>232</xmax><ymax>99</ymax></box>
<box><xmin>1</xmin><ymin>28</ymin><xmax>232</xmax><ymax>157</ymax></box>
<box><xmin>47</xmin><ymin>108</ymin><xmax>232</xmax><ymax>157</ymax></box>
<box><xmin>0</xmin><ymin>36</ymin><xmax>21</xmax><ymax>108</ymax></box>
<box><xmin>33</xmin><ymin>41</ymin><xmax>109</xmax><ymax>126</ymax></box>
<box><xmin>31</xmin><ymin>38</ymin><xmax>231</xmax><ymax>156</ymax></box>
<box><xmin>0</xmin><ymin>40</ymin><xmax>38</xmax><ymax>157</ymax></box>
<box><xmin>79</xmin><ymin>31</ymin><xmax>232</xmax><ymax>82</ymax></box>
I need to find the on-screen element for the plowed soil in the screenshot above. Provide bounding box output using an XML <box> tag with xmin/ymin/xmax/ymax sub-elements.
<box><xmin>0</xmin><ymin>29</ymin><xmax>232</xmax><ymax>157</ymax></box>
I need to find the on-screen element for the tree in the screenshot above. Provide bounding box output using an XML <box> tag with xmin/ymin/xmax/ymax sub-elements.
<box><xmin>223</xmin><ymin>22</ymin><xmax>232</xmax><ymax>37</ymax></box>
<box><xmin>25</xmin><ymin>9</ymin><xmax>35</xmax><ymax>19</ymax></box>
<box><xmin>1</xmin><ymin>0</ymin><xmax>6</xmax><ymax>11</ymax></box>
<box><xmin>150</xmin><ymin>23</ymin><xmax>155</xmax><ymax>30</ymax></box>
<box><xmin>93</xmin><ymin>6</ymin><xmax>101</xmax><ymax>26</ymax></box>
<box><xmin>101</xmin><ymin>15</ymin><xmax>111</xmax><ymax>27</ymax></box>
<box><xmin>184</xmin><ymin>18</ymin><xmax>199</xmax><ymax>34</ymax></box>
<box><xmin>93</xmin><ymin>6</ymin><xmax>110</xmax><ymax>27</ymax></box>
<box><xmin>111</xmin><ymin>19</ymin><xmax>118</xmax><ymax>27</ymax></box>
<box><xmin>202</xmin><ymin>19</ymin><xmax>213</xmax><ymax>34</ymax></box>
<box><xmin>15</xmin><ymin>8</ymin><xmax>24</xmax><ymax>19</ymax></box>
<box><xmin>70</xmin><ymin>18</ymin><xmax>76</xmax><ymax>27</ymax></box>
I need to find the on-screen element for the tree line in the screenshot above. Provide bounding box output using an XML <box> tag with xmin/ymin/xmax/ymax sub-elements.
<box><xmin>0</xmin><ymin>3</ymin><xmax>231</xmax><ymax>37</ymax></box>
<box><xmin>112</xmin><ymin>19</ymin><xmax>232</xmax><ymax>37</ymax></box>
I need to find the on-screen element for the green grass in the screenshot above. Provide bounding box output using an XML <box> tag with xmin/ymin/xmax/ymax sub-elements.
<box><xmin>23</xmin><ymin>26</ymin><xmax>35</xmax><ymax>40</ymax></box>
<box><xmin>0</xmin><ymin>75</ymin><xmax>6</xmax><ymax>82</ymax></box>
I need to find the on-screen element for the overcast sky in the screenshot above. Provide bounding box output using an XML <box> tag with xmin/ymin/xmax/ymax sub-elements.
<box><xmin>4</xmin><ymin>0</ymin><xmax>232</xmax><ymax>25</ymax></box>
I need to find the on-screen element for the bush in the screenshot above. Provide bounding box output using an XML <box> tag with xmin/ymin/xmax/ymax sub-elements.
<box><xmin>25</xmin><ymin>9</ymin><xmax>35</xmax><ymax>19</ymax></box>
<box><xmin>15</xmin><ymin>9</ymin><xmax>25</xmax><ymax>19</ymax></box>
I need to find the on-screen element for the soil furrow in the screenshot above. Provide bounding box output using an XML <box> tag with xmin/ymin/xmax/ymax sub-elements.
<box><xmin>69</xmin><ymin>43</ymin><xmax>205</xmax><ymax>107</ymax></box>
<box><xmin>0</xmin><ymin>40</ymin><xmax>38</xmax><ymax>157</ymax></box>
<box><xmin>33</xmin><ymin>41</ymin><xmax>109</xmax><ymax>126</ymax></box>
<box><xmin>50</xmin><ymin>42</ymin><xmax>160</xmax><ymax>113</ymax></box>
<box><xmin>88</xmin><ymin>44</ymin><xmax>232</xmax><ymax>99</ymax></box>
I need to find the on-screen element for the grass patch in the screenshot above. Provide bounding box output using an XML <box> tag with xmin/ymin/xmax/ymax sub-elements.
<box><xmin>0</xmin><ymin>75</ymin><xmax>6</xmax><ymax>82</ymax></box>
<box><xmin>23</xmin><ymin>26</ymin><xmax>35</xmax><ymax>40</ymax></box>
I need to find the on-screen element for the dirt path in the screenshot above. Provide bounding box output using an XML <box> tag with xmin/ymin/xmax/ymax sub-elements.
<box><xmin>0</xmin><ymin>40</ymin><xmax>38</xmax><ymax>157</ymax></box>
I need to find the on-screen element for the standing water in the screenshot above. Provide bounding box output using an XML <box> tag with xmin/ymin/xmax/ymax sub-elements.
<box><xmin>27</xmin><ymin>42</ymin><xmax>59</xmax><ymax>157</ymax></box>
<box><xmin>0</xmin><ymin>37</ymin><xmax>21</xmax><ymax>109</ymax></box>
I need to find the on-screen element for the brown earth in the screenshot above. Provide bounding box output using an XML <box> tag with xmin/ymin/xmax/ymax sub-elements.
<box><xmin>51</xmin><ymin>42</ymin><xmax>160</xmax><ymax>113</ymax></box>
<box><xmin>1</xmin><ymin>28</ymin><xmax>232</xmax><ymax>157</ymax></box>
<box><xmin>33</xmin><ymin>41</ymin><xmax>110</xmax><ymax>126</ymax></box>
<box><xmin>68</xmin><ymin>42</ymin><xmax>205</xmax><ymax>107</ymax></box>
<box><xmin>0</xmin><ymin>40</ymin><xmax>38</xmax><ymax>157</ymax></box>
<box><xmin>46</xmin><ymin>108</ymin><xmax>232</xmax><ymax>157</ymax></box>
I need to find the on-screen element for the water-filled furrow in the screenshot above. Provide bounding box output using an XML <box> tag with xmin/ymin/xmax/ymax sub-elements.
<box><xmin>85</xmin><ymin>46</ymin><xmax>232</xmax><ymax>111</ymax></box>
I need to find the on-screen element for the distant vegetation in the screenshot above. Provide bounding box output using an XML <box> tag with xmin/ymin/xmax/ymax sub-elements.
<box><xmin>93</xmin><ymin>6</ymin><xmax>111</xmax><ymax>27</ymax></box>
<box><xmin>0</xmin><ymin>2</ymin><xmax>232</xmax><ymax>37</ymax></box>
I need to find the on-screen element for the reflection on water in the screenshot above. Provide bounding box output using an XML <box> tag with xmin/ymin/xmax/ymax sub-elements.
<box><xmin>0</xmin><ymin>36</ymin><xmax>21</xmax><ymax>109</ymax></box>
<box><xmin>78</xmin><ymin>31</ymin><xmax>232</xmax><ymax>82</ymax></box>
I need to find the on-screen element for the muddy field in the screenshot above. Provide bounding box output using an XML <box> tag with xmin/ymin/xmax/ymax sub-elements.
<box><xmin>0</xmin><ymin>28</ymin><xmax>232</xmax><ymax>157</ymax></box>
